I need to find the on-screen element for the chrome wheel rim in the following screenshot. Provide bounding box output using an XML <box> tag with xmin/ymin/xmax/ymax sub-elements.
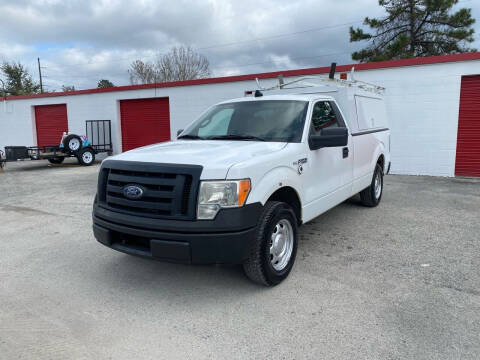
<box><xmin>269</xmin><ymin>219</ymin><xmax>294</xmax><ymax>271</ymax></box>
<box><xmin>69</xmin><ymin>138</ymin><xmax>81</xmax><ymax>151</ymax></box>
<box><xmin>82</xmin><ymin>152</ymin><xmax>93</xmax><ymax>164</ymax></box>
<box><xmin>374</xmin><ymin>171</ymin><xmax>382</xmax><ymax>199</ymax></box>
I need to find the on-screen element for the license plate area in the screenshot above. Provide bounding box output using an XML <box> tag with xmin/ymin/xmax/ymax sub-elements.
<box><xmin>110</xmin><ymin>231</ymin><xmax>191</xmax><ymax>263</ymax></box>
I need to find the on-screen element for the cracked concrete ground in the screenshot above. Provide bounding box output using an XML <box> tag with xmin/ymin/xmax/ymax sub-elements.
<box><xmin>1</xmin><ymin>159</ymin><xmax>479</xmax><ymax>359</ymax></box>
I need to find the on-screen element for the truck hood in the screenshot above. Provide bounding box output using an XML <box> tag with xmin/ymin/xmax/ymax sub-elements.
<box><xmin>109</xmin><ymin>140</ymin><xmax>288</xmax><ymax>179</ymax></box>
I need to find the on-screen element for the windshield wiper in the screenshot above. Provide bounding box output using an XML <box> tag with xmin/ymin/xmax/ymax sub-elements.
<box><xmin>208</xmin><ymin>134</ymin><xmax>266</xmax><ymax>141</ymax></box>
<box><xmin>177</xmin><ymin>134</ymin><xmax>205</xmax><ymax>140</ymax></box>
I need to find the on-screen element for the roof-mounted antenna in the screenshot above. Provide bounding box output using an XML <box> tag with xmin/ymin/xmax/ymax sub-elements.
<box><xmin>255</xmin><ymin>77</ymin><xmax>262</xmax><ymax>90</ymax></box>
<box><xmin>350</xmin><ymin>66</ymin><xmax>355</xmax><ymax>81</ymax></box>
<box><xmin>328</xmin><ymin>62</ymin><xmax>337</xmax><ymax>80</ymax></box>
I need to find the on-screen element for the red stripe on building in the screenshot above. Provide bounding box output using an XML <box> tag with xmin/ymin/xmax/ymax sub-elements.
<box><xmin>3</xmin><ymin>52</ymin><xmax>480</xmax><ymax>101</ymax></box>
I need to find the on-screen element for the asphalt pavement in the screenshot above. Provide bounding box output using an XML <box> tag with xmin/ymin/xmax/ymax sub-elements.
<box><xmin>1</xmin><ymin>159</ymin><xmax>479</xmax><ymax>359</ymax></box>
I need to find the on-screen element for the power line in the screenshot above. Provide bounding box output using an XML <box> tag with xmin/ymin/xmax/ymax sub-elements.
<box><xmin>212</xmin><ymin>51</ymin><xmax>351</xmax><ymax>70</ymax></box>
<box><xmin>196</xmin><ymin>21</ymin><xmax>362</xmax><ymax>51</ymax></box>
<box><xmin>44</xmin><ymin>49</ymin><xmax>352</xmax><ymax>80</ymax></box>
<box><xmin>39</xmin><ymin>19</ymin><xmax>363</xmax><ymax>70</ymax></box>
<box><xmin>42</xmin><ymin>49</ymin><xmax>353</xmax><ymax>85</ymax></box>
<box><xmin>41</xmin><ymin>50</ymin><xmax>355</xmax><ymax>90</ymax></box>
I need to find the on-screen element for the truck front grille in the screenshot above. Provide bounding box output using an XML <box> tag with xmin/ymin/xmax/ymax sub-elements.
<box><xmin>98</xmin><ymin>160</ymin><xmax>202</xmax><ymax>220</ymax></box>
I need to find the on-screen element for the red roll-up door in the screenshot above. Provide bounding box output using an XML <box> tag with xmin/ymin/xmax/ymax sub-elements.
<box><xmin>35</xmin><ymin>104</ymin><xmax>68</xmax><ymax>146</ymax></box>
<box><xmin>455</xmin><ymin>75</ymin><xmax>480</xmax><ymax>177</ymax></box>
<box><xmin>120</xmin><ymin>98</ymin><xmax>170</xmax><ymax>152</ymax></box>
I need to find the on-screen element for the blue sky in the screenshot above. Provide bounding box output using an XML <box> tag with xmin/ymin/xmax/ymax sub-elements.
<box><xmin>0</xmin><ymin>0</ymin><xmax>478</xmax><ymax>91</ymax></box>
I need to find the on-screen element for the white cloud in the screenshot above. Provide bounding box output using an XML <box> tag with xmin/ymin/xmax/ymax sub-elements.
<box><xmin>0</xmin><ymin>0</ymin><xmax>477</xmax><ymax>90</ymax></box>
<box><xmin>0</xmin><ymin>42</ymin><xmax>35</xmax><ymax>61</ymax></box>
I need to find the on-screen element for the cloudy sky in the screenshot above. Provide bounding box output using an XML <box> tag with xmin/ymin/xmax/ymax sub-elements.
<box><xmin>0</xmin><ymin>0</ymin><xmax>478</xmax><ymax>91</ymax></box>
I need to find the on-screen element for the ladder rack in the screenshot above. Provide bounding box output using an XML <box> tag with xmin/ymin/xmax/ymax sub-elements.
<box><xmin>246</xmin><ymin>66</ymin><xmax>385</xmax><ymax>96</ymax></box>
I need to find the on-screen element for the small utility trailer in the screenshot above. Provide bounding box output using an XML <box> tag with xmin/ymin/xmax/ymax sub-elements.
<box><xmin>0</xmin><ymin>120</ymin><xmax>112</xmax><ymax>170</ymax></box>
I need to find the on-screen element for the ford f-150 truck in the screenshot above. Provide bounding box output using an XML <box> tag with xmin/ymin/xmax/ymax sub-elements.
<box><xmin>93</xmin><ymin>76</ymin><xmax>390</xmax><ymax>286</ymax></box>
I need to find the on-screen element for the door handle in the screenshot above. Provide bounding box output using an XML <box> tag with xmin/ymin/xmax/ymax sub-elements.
<box><xmin>342</xmin><ymin>147</ymin><xmax>349</xmax><ymax>158</ymax></box>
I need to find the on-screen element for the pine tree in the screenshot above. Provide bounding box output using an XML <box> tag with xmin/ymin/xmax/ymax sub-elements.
<box><xmin>350</xmin><ymin>0</ymin><xmax>476</xmax><ymax>62</ymax></box>
<box><xmin>97</xmin><ymin>79</ymin><xmax>114</xmax><ymax>88</ymax></box>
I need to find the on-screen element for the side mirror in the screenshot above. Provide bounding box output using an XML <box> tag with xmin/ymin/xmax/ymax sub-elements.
<box><xmin>308</xmin><ymin>128</ymin><xmax>348</xmax><ymax>150</ymax></box>
<box><xmin>176</xmin><ymin>129</ymin><xmax>184</xmax><ymax>137</ymax></box>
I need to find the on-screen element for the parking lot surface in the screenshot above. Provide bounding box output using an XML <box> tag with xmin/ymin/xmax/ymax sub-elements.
<box><xmin>1</xmin><ymin>159</ymin><xmax>479</xmax><ymax>359</ymax></box>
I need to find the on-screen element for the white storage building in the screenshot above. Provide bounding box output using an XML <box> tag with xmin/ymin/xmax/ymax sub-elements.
<box><xmin>1</xmin><ymin>52</ymin><xmax>479</xmax><ymax>177</ymax></box>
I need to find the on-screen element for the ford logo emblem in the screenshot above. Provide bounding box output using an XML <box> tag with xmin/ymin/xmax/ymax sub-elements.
<box><xmin>123</xmin><ymin>184</ymin><xmax>144</xmax><ymax>200</ymax></box>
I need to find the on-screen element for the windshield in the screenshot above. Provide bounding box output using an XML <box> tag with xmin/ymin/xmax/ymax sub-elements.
<box><xmin>180</xmin><ymin>100</ymin><xmax>309</xmax><ymax>142</ymax></box>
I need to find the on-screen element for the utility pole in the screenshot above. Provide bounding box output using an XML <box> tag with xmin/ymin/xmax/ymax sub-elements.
<box><xmin>37</xmin><ymin>57</ymin><xmax>43</xmax><ymax>93</ymax></box>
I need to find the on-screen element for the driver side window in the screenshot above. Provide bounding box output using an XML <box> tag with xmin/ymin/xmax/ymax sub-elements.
<box><xmin>310</xmin><ymin>101</ymin><xmax>342</xmax><ymax>135</ymax></box>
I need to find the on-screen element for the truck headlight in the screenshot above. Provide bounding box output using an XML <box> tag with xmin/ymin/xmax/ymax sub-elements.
<box><xmin>197</xmin><ymin>179</ymin><xmax>251</xmax><ymax>220</ymax></box>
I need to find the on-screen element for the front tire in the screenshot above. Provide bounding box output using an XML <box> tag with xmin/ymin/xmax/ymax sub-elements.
<box><xmin>243</xmin><ymin>201</ymin><xmax>298</xmax><ymax>286</ymax></box>
<box><xmin>360</xmin><ymin>163</ymin><xmax>383</xmax><ymax>207</ymax></box>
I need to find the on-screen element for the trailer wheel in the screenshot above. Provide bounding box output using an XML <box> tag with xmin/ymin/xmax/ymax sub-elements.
<box><xmin>48</xmin><ymin>157</ymin><xmax>65</xmax><ymax>164</ymax></box>
<box><xmin>0</xmin><ymin>150</ymin><xmax>5</xmax><ymax>169</ymax></box>
<box><xmin>63</xmin><ymin>134</ymin><xmax>82</xmax><ymax>152</ymax></box>
<box><xmin>77</xmin><ymin>148</ymin><xmax>95</xmax><ymax>166</ymax></box>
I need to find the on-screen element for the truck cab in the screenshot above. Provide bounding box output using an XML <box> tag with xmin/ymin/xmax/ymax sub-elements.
<box><xmin>93</xmin><ymin>78</ymin><xmax>390</xmax><ymax>286</ymax></box>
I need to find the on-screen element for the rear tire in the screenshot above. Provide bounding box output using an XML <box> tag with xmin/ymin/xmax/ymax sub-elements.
<box><xmin>360</xmin><ymin>163</ymin><xmax>383</xmax><ymax>207</ymax></box>
<box><xmin>243</xmin><ymin>201</ymin><xmax>298</xmax><ymax>286</ymax></box>
<box><xmin>63</xmin><ymin>134</ymin><xmax>82</xmax><ymax>152</ymax></box>
<box><xmin>48</xmin><ymin>157</ymin><xmax>65</xmax><ymax>164</ymax></box>
<box><xmin>77</xmin><ymin>148</ymin><xmax>95</xmax><ymax>166</ymax></box>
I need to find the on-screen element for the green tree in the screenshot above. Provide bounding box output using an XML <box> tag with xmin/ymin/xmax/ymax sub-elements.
<box><xmin>97</xmin><ymin>79</ymin><xmax>114</xmax><ymax>88</ymax></box>
<box><xmin>350</xmin><ymin>0</ymin><xmax>476</xmax><ymax>62</ymax></box>
<box><xmin>0</xmin><ymin>62</ymin><xmax>41</xmax><ymax>95</ymax></box>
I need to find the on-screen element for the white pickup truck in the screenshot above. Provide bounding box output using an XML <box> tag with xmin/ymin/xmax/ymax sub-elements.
<box><xmin>93</xmin><ymin>76</ymin><xmax>391</xmax><ymax>286</ymax></box>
